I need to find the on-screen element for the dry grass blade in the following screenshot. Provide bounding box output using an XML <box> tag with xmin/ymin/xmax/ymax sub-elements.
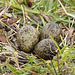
<box><xmin>58</xmin><ymin>0</ymin><xmax>75</xmax><ymax>19</ymax></box>
<box><xmin>21</xmin><ymin>5</ymin><xmax>26</xmax><ymax>25</ymax></box>
<box><xmin>0</xmin><ymin>20</ymin><xmax>17</xmax><ymax>33</ymax></box>
<box><xmin>0</xmin><ymin>2</ymin><xmax>11</xmax><ymax>17</ymax></box>
<box><xmin>25</xmin><ymin>69</ymin><xmax>40</xmax><ymax>75</ymax></box>
<box><xmin>0</xmin><ymin>50</ymin><xmax>30</xmax><ymax>64</ymax></box>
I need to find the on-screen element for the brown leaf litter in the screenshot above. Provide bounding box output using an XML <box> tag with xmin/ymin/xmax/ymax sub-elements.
<box><xmin>0</xmin><ymin>29</ymin><xmax>7</xmax><ymax>43</ymax></box>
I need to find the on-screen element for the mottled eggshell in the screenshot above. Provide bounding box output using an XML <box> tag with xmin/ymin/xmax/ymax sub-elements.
<box><xmin>17</xmin><ymin>25</ymin><xmax>39</xmax><ymax>52</ymax></box>
<box><xmin>40</xmin><ymin>23</ymin><xmax>62</xmax><ymax>42</ymax></box>
<box><xmin>34</xmin><ymin>39</ymin><xmax>57</xmax><ymax>60</ymax></box>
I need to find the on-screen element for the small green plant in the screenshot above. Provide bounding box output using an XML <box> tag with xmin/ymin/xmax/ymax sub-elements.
<box><xmin>2</xmin><ymin>30</ymin><xmax>6</xmax><ymax>37</ymax></box>
<box><xmin>1</xmin><ymin>44</ymin><xmax>3</xmax><ymax>52</ymax></box>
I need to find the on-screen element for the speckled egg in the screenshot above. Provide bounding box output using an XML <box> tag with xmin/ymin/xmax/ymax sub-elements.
<box><xmin>34</xmin><ymin>39</ymin><xmax>58</xmax><ymax>60</ymax></box>
<box><xmin>40</xmin><ymin>23</ymin><xmax>62</xmax><ymax>42</ymax></box>
<box><xmin>17</xmin><ymin>25</ymin><xmax>39</xmax><ymax>52</ymax></box>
